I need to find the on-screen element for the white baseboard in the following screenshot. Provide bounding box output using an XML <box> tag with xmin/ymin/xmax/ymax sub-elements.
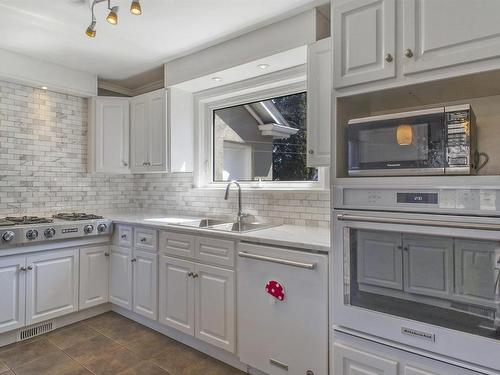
<box><xmin>111</xmin><ymin>305</ymin><xmax>250</xmax><ymax>373</ymax></box>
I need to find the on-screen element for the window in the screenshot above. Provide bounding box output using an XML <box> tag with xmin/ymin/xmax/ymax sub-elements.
<box><xmin>213</xmin><ymin>92</ymin><xmax>317</xmax><ymax>182</ymax></box>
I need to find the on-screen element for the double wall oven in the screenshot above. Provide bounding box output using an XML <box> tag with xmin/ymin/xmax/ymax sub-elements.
<box><xmin>332</xmin><ymin>187</ymin><xmax>500</xmax><ymax>373</ymax></box>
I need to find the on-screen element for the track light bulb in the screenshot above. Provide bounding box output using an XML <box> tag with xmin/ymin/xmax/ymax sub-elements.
<box><xmin>106</xmin><ymin>6</ymin><xmax>119</xmax><ymax>25</ymax></box>
<box><xmin>130</xmin><ymin>1</ymin><xmax>142</xmax><ymax>15</ymax></box>
<box><xmin>85</xmin><ymin>21</ymin><xmax>96</xmax><ymax>37</ymax></box>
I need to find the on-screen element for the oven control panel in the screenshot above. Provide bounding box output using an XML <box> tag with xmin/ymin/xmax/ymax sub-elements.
<box><xmin>336</xmin><ymin>187</ymin><xmax>500</xmax><ymax>215</ymax></box>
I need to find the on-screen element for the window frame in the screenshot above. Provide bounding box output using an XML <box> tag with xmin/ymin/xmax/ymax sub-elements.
<box><xmin>193</xmin><ymin>65</ymin><xmax>329</xmax><ymax>191</ymax></box>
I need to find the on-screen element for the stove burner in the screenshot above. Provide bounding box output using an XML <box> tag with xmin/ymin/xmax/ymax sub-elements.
<box><xmin>5</xmin><ymin>216</ymin><xmax>54</xmax><ymax>225</ymax></box>
<box><xmin>53</xmin><ymin>213</ymin><xmax>104</xmax><ymax>221</ymax></box>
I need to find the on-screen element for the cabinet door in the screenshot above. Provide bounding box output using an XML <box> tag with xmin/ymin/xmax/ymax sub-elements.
<box><xmin>454</xmin><ymin>239</ymin><xmax>499</xmax><ymax>305</ymax></box>
<box><xmin>194</xmin><ymin>263</ymin><xmax>235</xmax><ymax>353</ymax></box>
<box><xmin>130</xmin><ymin>96</ymin><xmax>149</xmax><ymax>173</ymax></box>
<box><xmin>307</xmin><ymin>37</ymin><xmax>331</xmax><ymax>166</ymax></box>
<box><xmin>147</xmin><ymin>90</ymin><xmax>167</xmax><ymax>172</ymax></box>
<box><xmin>133</xmin><ymin>250</ymin><xmax>158</xmax><ymax>320</ymax></box>
<box><xmin>158</xmin><ymin>255</ymin><xmax>195</xmax><ymax>335</ymax></box>
<box><xmin>403</xmin><ymin>235</ymin><xmax>454</xmax><ymax>299</ymax></box>
<box><xmin>94</xmin><ymin>97</ymin><xmax>130</xmax><ymax>174</ymax></box>
<box><xmin>109</xmin><ymin>246</ymin><xmax>133</xmax><ymax>310</ymax></box>
<box><xmin>333</xmin><ymin>343</ymin><xmax>398</xmax><ymax>375</ymax></box>
<box><xmin>0</xmin><ymin>256</ymin><xmax>26</xmax><ymax>334</ymax></box>
<box><xmin>403</xmin><ymin>0</ymin><xmax>500</xmax><ymax>75</ymax></box>
<box><xmin>333</xmin><ymin>0</ymin><xmax>396</xmax><ymax>88</ymax></box>
<box><xmin>160</xmin><ymin>231</ymin><xmax>195</xmax><ymax>259</ymax></box>
<box><xmin>79</xmin><ymin>246</ymin><xmax>109</xmax><ymax>310</ymax></box>
<box><xmin>26</xmin><ymin>249</ymin><xmax>79</xmax><ymax>325</ymax></box>
<box><xmin>357</xmin><ymin>230</ymin><xmax>403</xmax><ymax>290</ymax></box>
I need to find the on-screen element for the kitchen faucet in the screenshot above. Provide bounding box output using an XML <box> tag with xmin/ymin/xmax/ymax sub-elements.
<box><xmin>224</xmin><ymin>180</ymin><xmax>249</xmax><ymax>224</ymax></box>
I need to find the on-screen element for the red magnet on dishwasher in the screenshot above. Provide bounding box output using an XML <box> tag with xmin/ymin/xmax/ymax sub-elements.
<box><xmin>265</xmin><ymin>280</ymin><xmax>285</xmax><ymax>301</ymax></box>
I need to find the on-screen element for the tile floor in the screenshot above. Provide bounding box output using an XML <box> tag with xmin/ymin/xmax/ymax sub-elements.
<box><xmin>0</xmin><ymin>312</ymin><xmax>246</xmax><ymax>375</ymax></box>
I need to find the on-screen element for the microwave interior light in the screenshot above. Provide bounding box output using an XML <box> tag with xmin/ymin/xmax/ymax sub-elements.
<box><xmin>397</xmin><ymin>124</ymin><xmax>413</xmax><ymax>146</ymax></box>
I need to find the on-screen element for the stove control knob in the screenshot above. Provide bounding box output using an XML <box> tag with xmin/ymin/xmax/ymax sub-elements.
<box><xmin>44</xmin><ymin>228</ymin><xmax>56</xmax><ymax>239</ymax></box>
<box><xmin>97</xmin><ymin>223</ymin><xmax>107</xmax><ymax>233</ymax></box>
<box><xmin>2</xmin><ymin>231</ymin><xmax>15</xmax><ymax>242</ymax></box>
<box><xmin>84</xmin><ymin>225</ymin><xmax>94</xmax><ymax>234</ymax></box>
<box><xmin>26</xmin><ymin>230</ymin><xmax>38</xmax><ymax>241</ymax></box>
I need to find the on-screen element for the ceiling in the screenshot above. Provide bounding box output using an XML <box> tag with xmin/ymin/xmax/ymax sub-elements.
<box><xmin>0</xmin><ymin>0</ymin><xmax>320</xmax><ymax>82</ymax></box>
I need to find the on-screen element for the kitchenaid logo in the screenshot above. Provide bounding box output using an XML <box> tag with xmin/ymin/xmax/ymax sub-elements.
<box><xmin>401</xmin><ymin>327</ymin><xmax>435</xmax><ymax>342</ymax></box>
<box><xmin>62</xmin><ymin>228</ymin><xmax>78</xmax><ymax>234</ymax></box>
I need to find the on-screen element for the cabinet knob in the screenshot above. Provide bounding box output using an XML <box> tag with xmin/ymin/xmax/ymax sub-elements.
<box><xmin>188</xmin><ymin>272</ymin><xmax>194</xmax><ymax>277</ymax></box>
<box><xmin>404</xmin><ymin>48</ymin><xmax>414</xmax><ymax>58</ymax></box>
<box><xmin>122</xmin><ymin>160</ymin><xmax>128</xmax><ymax>167</ymax></box>
<box><xmin>20</xmin><ymin>266</ymin><xmax>27</xmax><ymax>272</ymax></box>
<box><xmin>384</xmin><ymin>53</ymin><xmax>393</xmax><ymax>63</ymax></box>
<box><xmin>308</xmin><ymin>149</ymin><xmax>314</xmax><ymax>155</ymax></box>
<box><xmin>104</xmin><ymin>253</ymin><xmax>110</xmax><ymax>257</ymax></box>
<box><xmin>121</xmin><ymin>234</ymin><xmax>127</xmax><ymax>239</ymax></box>
<box><xmin>27</xmin><ymin>265</ymin><xmax>33</xmax><ymax>270</ymax></box>
<box><xmin>131</xmin><ymin>258</ymin><xmax>137</xmax><ymax>263</ymax></box>
<box><xmin>140</xmin><ymin>237</ymin><xmax>147</xmax><ymax>243</ymax></box>
<box><xmin>192</xmin><ymin>273</ymin><xmax>199</xmax><ymax>278</ymax></box>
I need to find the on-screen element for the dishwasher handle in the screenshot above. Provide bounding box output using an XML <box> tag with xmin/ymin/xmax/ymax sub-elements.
<box><xmin>238</xmin><ymin>251</ymin><xmax>316</xmax><ymax>270</ymax></box>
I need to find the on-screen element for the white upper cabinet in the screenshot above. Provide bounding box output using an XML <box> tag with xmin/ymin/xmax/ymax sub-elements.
<box><xmin>307</xmin><ymin>37</ymin><xmax>332</xmax><ymax>166</ymax></box>
<box><xmin>130</xmin><ymin>90</ymin><xmax>168</xmax><ymax>173</ymax></box>
<box><xmin>88</xmin><ymin>97</ymin><xmax>130</xmax><ymax>174</ymax></box>
<box><xmin>403</xmin><ymin>0</ymin><xmax>500</xmax><ymax>75</ymax></box>
<box><xmin>333</xmin><ymin>0</ymin><xmax>396</xmax><ymax>88</ymax></box>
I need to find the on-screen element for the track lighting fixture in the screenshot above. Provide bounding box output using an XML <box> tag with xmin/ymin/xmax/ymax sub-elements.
<box><xmin>106</xmin><ymin>5</ymin><xmax>119</xmax><ymax>25</ymax></box>
<box><xmin>130</xmin><ymin>0</ymin><xmax>142</xmax><ymax>15</ymax></box>
<box><xmin>85</xmin><ymin>0</ymin><xmax>142</xmax><ymax>38</ymax></box>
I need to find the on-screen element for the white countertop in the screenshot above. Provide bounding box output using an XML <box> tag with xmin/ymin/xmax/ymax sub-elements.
<box><xmin>105</xmin><ymin>213</ymin><xmax>330</xmax><ymax>252</ymax></box>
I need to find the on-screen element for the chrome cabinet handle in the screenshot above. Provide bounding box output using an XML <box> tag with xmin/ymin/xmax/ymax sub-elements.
<box><xmin>385</xmin><ymin>53</ymin><xmax>393</xmax><ymax>62</ymax></box>
<box><xmin>404</xmin><ymin>48</ymin><xmax>414</xmax><ymax>58</ymax></box>
<box><xmin>308</xmin><ymin>149</ymin><xmax>314</xmax><ymax>155</ymax></box>
<box><xmin>192</xmin><ymin>273</ymin><xmax>199</xmax><ymax>278</ymax></box>
<box><xmin>121</xmin><ymin>234</ymin><xmax>127</xmax><ymax>239</ymax></box>
<box><xmin>188</xmin><ymin>272</ymin><xmax>194</xmax><ymax>277</ymax></box>
<box><xmin>122</xmin><ymin>160</ymin><xmax>128</xmax><ymax>166</ymax></box>
<box><xmin>20</xmin><ymin>266</ymin><xmax>27</xmax><ymax>272</ymax></box>
<box><xmin>238</xmin><ymin>251</ymin><xmax>316</xmax><ymax>270</ymax></box>
<box><xmin>131</xmin><ymin>258</ymin><xmax>137</xmax><ymax>263</ymax></box>
<box><xmin>104</xmin><ymin>253</ymin><xmax>110</xmax><ymax>257</ymax></box>
<box><xmin>140</xmin><ymin>237</ymin><xmax>147</xmax><ymax>243</ymax></box>
<box><xmin>27</xmin><ymin>266</ymin><xmax>33</xmax><ymax>271</ymax></box>
<box><xmin>494</xmin><ymin>268</ymin><xmax>500</xmax><ymax>293</ymax></box>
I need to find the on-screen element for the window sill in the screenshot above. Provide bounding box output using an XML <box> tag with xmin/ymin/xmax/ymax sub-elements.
<box><xmin>195</xmin><ymin>183</ymin><xmax>330</xmax><ymax>193</ymax></box>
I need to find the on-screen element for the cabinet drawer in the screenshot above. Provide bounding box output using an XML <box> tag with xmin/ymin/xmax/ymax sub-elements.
<box><xmin>195</xmin><ymin>237</ymin><xmax>235</xmax><ymax>267</ymax></box>
<box><xmin>114</xmin><ymin>226</ymin><xmax>133</xmax><ymax>247</ymax></box>
<box><xmin>333</xmin><ymin>342</ymin><xmax>398</xmax><ymax>375</ymax></box>
<box><xmin>134</xmin><ymin>228</ymin><xmax>158</xmax><ymax>252</ymax></box>
<box><xmin>160</xmin><ymin>232</ymin><xmax>195</xmax><ymax>259</ymax></box>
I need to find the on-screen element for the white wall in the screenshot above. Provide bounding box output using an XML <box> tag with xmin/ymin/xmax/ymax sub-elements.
<box><xmin>0</xmin><ymin>48</ymin><xmax>97</xmax><ymax>97</ymax></box>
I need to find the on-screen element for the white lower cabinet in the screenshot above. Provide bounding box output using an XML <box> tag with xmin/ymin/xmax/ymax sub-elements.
<box><xmin>133</xmin><ymin>250</ymin><xmax>158</xmax><ymax>320</ymax></box>
<box><xmin>26</xmin><ymin>249</ymin><xmax>79</xmax><ymax>325</ymax></box>
<box><xmin>0</xmin><ymin>256</ymin><xmax>26</xmax><ymax>334</ymax></box>
<box><xmin>158</xmin><ymin>255</ymin><xmax>195</xmax><ymax>335</ymax></box>
<box><xmin>158</xmin><ymin>254</ymin><xmax>235</xmax><ymax>353</ymax></box>
<box><xmin>194</xmin><ymin>263</ymin><xmax>235</xmax><ymax>352</ymax></box>
<box><xmin>109</xmin><ymin>246</ymin><xmax>133</xmax><ymax>309</ymax></box>
<box><xmin>79</xmin><ymin>246</ymin><xmax>109</xmax><ymax>310</ymax></box>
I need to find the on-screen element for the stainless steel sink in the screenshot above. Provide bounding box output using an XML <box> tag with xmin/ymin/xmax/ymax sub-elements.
<box><xmin>176</xmin><ymin>218</ymin><xmax>277</xmax><ymax>233</ymax></box>
<box><xmin>177</xmin><ymin>218</ymin><xmax>230</xmax><ymax>228</ymax></box>
<box><xmin>209</xmin><ymin>222</ymin><xmax>277</xmax><ymax>233</ymax></box>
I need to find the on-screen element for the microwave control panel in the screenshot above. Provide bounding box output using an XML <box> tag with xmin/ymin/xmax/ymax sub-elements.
<box><xmin>445</xmin><ymin>108</ymin><xmax>474</xmax><ymax>174</ymax></box>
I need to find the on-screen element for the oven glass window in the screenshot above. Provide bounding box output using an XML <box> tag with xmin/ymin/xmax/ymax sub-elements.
<box><xmin>345</xmin><ymin>229</ymin><xmax>500</xmax><ymax>341</ymax></box>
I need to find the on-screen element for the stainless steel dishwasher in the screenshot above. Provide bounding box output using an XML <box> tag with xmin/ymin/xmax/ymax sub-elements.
<box><xmin>237</xmin><ymin>242</ymin><xmax>328</xmax><ymax>375</ymax></box>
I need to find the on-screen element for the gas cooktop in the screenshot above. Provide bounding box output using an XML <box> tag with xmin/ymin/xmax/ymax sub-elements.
<box><xmin>53</xmin><ymin>213</ymin><xmax>104</xmax><ymax>221</ymax></box>
<box><xmin>0</xmin><ymin>213</ymin><xmax>112</xmax><ymax>248</ymax></box>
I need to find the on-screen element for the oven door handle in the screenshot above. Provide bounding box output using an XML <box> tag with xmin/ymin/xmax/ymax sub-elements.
<box><xmin>238</xmin><ymin>251</ymin><xmax>316</xmax><ymax>270</ymax></box>
<box><xmin>336</xmin><ymin>213</ymin><xmax>500</xmax><ymax>231</ymax></box>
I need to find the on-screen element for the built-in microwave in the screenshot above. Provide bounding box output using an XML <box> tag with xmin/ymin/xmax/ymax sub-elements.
<box><xmin>347</xmin><ymin>104</ymin><xmax>476</xmax><ymax>176</ymax></box>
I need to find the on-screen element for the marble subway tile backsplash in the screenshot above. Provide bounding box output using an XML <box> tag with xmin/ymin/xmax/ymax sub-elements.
<box><xmin>0</xmin><ymin>80</ymin><xmax>330</xmax><ymax>226</ymax></box>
